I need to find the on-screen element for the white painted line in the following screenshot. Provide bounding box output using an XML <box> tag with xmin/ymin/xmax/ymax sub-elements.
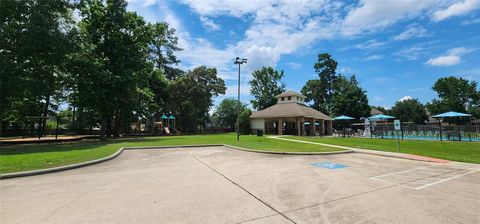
<box><xmin>414</xmin><ymin>169</ymin><xmax>480</xmax><ymax>190</ymax></box>
<box><xmin>370</xmin><ymin>166</ymin><xmax>431</xmax><ymax>179</ymax></box>
<box><xmin>369</xmin><ymin>177</ymin><xmax>417</xmax><ymax>189</ymax></box>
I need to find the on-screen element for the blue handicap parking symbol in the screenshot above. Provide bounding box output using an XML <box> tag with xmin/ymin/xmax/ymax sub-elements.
<box><xmin>311</xmin><ymin>162</ymin><xmax>347</xmax><ymax>169</ymax></box>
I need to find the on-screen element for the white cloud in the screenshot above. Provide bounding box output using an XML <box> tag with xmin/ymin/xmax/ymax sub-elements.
<box><xmin>338</xmin><ymin>66</ymin><xmax>355</xmax><ymax>74</ymax></box>
<box><xmin>199</xmin><ymin>16</ymin><xmax>221</xmax><ymax>31</ymax></box>
<box><xmin>225</xmin><ymin>84</ymin><xmax>251</xmax><ymax>97</ymax></box>
<box><xmin>355</xmin><ymin>39</ymin><xmax>388</xmax><ymax>49</ymax></box>
<box><xmin>427</xmin><ymin>55</ymin><xmax>461</xmax><ymax>66</ymax></box>
<box><xmin>342</xmin><ymin>0</ymin><xmax>439</xmax><ymax>35</ymax></box>
<box><xmin>393</xmin><ymin>26</ymin><xmax>429</xmax><ymax>40</ymax></box>
<box><xmin>432</xmin><ymin>0</ymin><xmax>480</xmax><ymax>22</ymax></box>
<box><xmin>426</xmin><ymin>47</ymin><xmax>474</xmax><ymax>66</ymax></box>
<box><xmin>398</xmin><ymin>96</ymin><xmax>413</xmax><ymax>102</ymax></box>
<box><xmin>395</xmin><ymin>46</ymin><xmax>426</xmax><ymax>61</ymax></box>
<box><xmin>363</xmin><ymin>54</ymin><xmax>383</xmax><ymax>61</ymax></box>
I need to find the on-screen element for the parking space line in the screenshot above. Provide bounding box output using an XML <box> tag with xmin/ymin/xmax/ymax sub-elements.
<box><xmin>370</xmin><ymin>166</ymin><xmax>431</xmax><ymax>179</ymax></box>
<box><xmin>370</xmin><ymin>165</ymin><xmax>480</xmax><ymax>190</ymax></box>
<box><xmin>369</xmin><ymin>177</ymin><xmax>417</xmax><ymax>189</ymax></box>
<box><xmin>414</xmin><ymin>169</ymin><xmax>480</xmax><ymax>190</ymax></box>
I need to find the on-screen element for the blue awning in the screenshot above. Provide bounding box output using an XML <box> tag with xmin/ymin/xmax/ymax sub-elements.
<box><xmin>160</xmin><ymin>115</ymin><xmax>168</xmax><ymax>119</ymax></box>
<box><xmin>334</xmin><ymin>115</ymin><xmax>355</xmax><ymax>120</ymax></box>
<box><xmin>368</xmin><ymin>114</ymin><xmax>395</xmax><ymax>120</ymax></box>
<box><xmin>432</xmin><ymin>111</ymin><xmax>472</xmax><ymax>118</ymax></box>
<box><xmin>168</xmin><ymin>115</ymin><xmax>176</xmax><ymax>119</ymax></box>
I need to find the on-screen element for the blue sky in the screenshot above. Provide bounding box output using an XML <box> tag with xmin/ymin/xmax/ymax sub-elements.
<box><xmin>127</xmin><ymin>0</ymin><xmax>480</xmax><ymax>111</ymax></box>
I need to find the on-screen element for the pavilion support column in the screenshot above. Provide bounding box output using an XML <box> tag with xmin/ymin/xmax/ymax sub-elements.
<box><xmin>278</xmin><ymin>118</ymin><xmax>283</xmax><ymax>135</ymax></box>
<box><xmin>301</xmin><ymin>117</ymin><xmax>305</xmax><ymax>136</ymax></box>
<box><xmin>327</xmin><ymin>120</ymin><xmax>333</xmax><ymax>135</ymax></box>
<box><xmin>297</xmin><ymin>118</ymin><xmax>301</xmax><ymax>136</ymax></box>
<box><xmin>312</xmin><ymin>119</ymin><xmax>316</xmax><ymax>136</ymax></box>
<box><xmin>320</xmin><ymin>120</ymin><xmax>325</xmax><ymax>136</ymax></box>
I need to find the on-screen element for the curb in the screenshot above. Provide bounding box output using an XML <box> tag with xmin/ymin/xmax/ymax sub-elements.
<box><xmin>224</xmin><ymin>144</ymin><xmax>353</xmax><ymax>155</ymax></box>
<box><xmin>0</xmin><ymin>147</ymin><xmax>124</xmax><ymax>180</ymax></box>
<box><xmin>0</xmin><ymin>144</ymin><xmax>351</xmax><ymax>180</ymax></box>
<box><xmin>270</xmin><ymin>136</ymin><xmax>451</xmax><ymax>164</ymax></box>
<box><xmin>354</xmin><ymin>150</ymin><xmax>450</xmax><ymax>163</ymax></box>
<box><xmin>0</xmin><ymin>144</ymin><xmax>224</xmax><ymax>180</ymax></box>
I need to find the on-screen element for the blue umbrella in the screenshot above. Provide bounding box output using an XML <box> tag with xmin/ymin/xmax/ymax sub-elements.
<box><xmin>334</xmin><ymin>115</ymin><xmax>355</xmax><ymax>120</ymax></box>
<box><xmin>368</xmin><ymin>114</ymin><xmax>395</xmax><ymax>120</ymax></box>
<box><xmin>334</xmin><ymin>115</ymin><xmax>355</xmax><ymax>137</ymax></box>
<box><xmin>432</xmin><ymin>111</ymin><xmax>472</xmax><ymax>118</ymax></box>
<box><xmin>432</xmin><ymin>111</ymin><xmax>472</xmax><ymax>142</ymax></box>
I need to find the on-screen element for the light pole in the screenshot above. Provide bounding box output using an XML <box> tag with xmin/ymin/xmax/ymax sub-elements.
<box><xmin>234</xmin><ymin>57</ymin><xmax>247</xmax><ymax>141</ymax></box>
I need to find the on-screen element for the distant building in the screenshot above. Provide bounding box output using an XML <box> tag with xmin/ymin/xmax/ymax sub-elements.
<box><xmin>249</xmin><ymin>90</ymin><xmax>333</xmax><ymax>136</ymax></box>
<box><xmin>370</xmin><ymin>107</ymin><xmax>384</xmax><ymax>116</ymax></box>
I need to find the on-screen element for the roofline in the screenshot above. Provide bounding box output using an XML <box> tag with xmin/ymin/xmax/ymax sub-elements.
<box><xmin>250</xmin><ymin>115</ymin><xmax>333</xmax><ymax>120</ymax></box>
<box><xmin>275</xmin><ymin>91</ymin><xmax>307</xmax><ymax>98</ymax></box>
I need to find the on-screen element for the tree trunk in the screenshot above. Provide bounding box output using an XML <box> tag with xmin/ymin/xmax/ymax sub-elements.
<box><xmin>100</xmin><ymin>116</ymin><xmax>107</xmax><ymax>140</ymax></box>
<box><xmin>113</xmin><ymin>114</ymin><xmax>121</xmax><ymax>138</ymax></box>
<box><xmin>106</xmin><ymin>116</ymin><xmax>112</xmax><ymax>138</ymax></box>
<box><xmin>42</xmin><ymin>95</ymin><xmax>50</xmax><ymax>136</ymax></box>
<box><xmin>72</xmin><ymin>106</ymin><xmax>76</xmax><ymax>127</ymax></box>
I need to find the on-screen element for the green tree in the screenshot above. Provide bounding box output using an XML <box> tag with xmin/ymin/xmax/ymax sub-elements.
<box><xmin>331</xmin><ymin>75</ymin><xmax>370</xmax><ymax>118</ymax></box>
<box><xmin>147</xmin><ymin>22</ymin><xmax>182</xmax><ymax>80</ymax></box>
<box><xmin>212</xmin><ymin>98</ymin><xmax>247</xmax><ymax>128</ymax></box>
<box><xmin>249</xmin><ymin>67</ymin><xmax>286</xmax><ymax>110</ymax></box>
<box><xmin>301</xmin><ymin>79</ymin><xmax>327</xmax><ymax>112</ymax></box>
<box><xmin>314</xmin><ymin>53</ymin><xmax>338</xmax><ymax>114</ymax></box>
<box><xmin>302</xmin><ymin>53</ymin><xmax>338</xmax><ymax>115</ymax></box>
<box><xmin>169</xmin><ymin>66</ymin><xmax>226</xmax><ymax>132</ymax></box>
<box><xmin>238</xmin><ymin>109</ymin><xmax>252</xmax><ymax>134</ymax></box>
<box><xmin>0</xmin><ymin>0</ymin><xmax>75</xmax><ymax>135</ymax></box>
<box><xmin>391</xmin><ymin>99</ymin><xmax>428</xmax><ymax>124</ymax></box>
<box><xmin>74</xmin><ymin>0</ymin><xmax>153</xmax><ymax>139</ymax></box>
<box><xmin>426</xmin><ymin>76</ymin><xmax>480</xmax><ymax>118</ymax></box>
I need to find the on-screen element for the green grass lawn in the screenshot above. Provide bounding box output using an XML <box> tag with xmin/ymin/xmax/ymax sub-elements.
<box><xmin>285</xmin><ymin>136</ymin><xmax>480</xmax><ymax>164</ymax></box>
<box><xmin>0</xmin><ymin>133</ymin><xmax>342</xmax><ymax>174</ymax></box>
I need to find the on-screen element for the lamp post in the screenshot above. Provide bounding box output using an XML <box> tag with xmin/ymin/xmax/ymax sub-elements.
<box><xmin>234</xmin><ymin>57</ymin><xmax>247</xmax><ymax>141</ymax></box>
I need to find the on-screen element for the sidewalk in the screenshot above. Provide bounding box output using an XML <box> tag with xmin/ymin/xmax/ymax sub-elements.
<box><xmin>267</xmin><ymin>136</ymin><xmax>450</xmax><ymax>164</ymax></box>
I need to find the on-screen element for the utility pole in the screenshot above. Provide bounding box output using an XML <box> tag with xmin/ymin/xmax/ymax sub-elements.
<box><xmin>234</xmin><ymin>57</ymin><xmax>247</xmax><ymax>141</ymax></box>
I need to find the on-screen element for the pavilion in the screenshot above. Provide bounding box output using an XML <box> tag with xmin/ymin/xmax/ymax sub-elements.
<box><xmin>249</xmin><ymin>90</ymin><xmax>333</xmax><ymax>136</ymax></box>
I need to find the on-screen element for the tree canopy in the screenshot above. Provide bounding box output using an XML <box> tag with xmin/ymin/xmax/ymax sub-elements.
<box><xmin>331</xmin><ymin>75</ymin><xmax>370</xmax><ymax>118</ymax></box>
<box><xmin>0</xmin><ymin>0</ymin><xmax>226</xmax><ymax>138</ymax></box>
<box><xmin>426</xmin><ymin>76</ymin><xmax>480</xmax><ymax>118</ymax></box>
<box><xmin>391</xmin><ymin>99</ymin><xmax>428</xmax><ymax>124</ymax></box>
<box><xmin>212</xmin><ymin>98</ymin><xmax>247</xmax><ymax>129</ymax></box>
<box><xmin>249</xmin><ymin>67</ymin><xmax>286</xmax><ymax>110</ymax></box>
<box><xmin>302</xmin><ymin>53</ymin><xmax>339</xmax><ymax>115</ymax></box>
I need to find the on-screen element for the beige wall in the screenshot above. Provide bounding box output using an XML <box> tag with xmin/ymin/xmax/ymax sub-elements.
<box><xmin>250</xmin><ymin>118</ymin><xmax>265</xmax><ymax>130</ymax></box>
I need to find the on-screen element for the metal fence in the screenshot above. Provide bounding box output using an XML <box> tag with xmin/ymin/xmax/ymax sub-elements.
<box><xmin>371</xmin><ymin>124</ymin><xmax>480</xmax><ymax>142</ymax></box>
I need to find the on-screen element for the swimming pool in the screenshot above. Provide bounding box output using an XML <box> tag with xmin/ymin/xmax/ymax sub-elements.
<box><xmin>371</xmin><ymin>134</ymin><xmax>480</xmax><ymax>142</ymax></box>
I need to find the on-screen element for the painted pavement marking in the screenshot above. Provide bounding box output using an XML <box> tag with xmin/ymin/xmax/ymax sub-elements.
<box><xmin>370</xmin><ymin>165</ymin><xmax>480</xmax><ymax>190</ymax></box>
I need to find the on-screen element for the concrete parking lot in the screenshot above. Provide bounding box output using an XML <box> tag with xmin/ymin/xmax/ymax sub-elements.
<box><xmin>1</xmin><ymin>146</ymin><xmax>479</xmax><ymax>224</ymax></box>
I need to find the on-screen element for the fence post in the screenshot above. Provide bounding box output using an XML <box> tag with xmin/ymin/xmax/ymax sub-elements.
<box><xmin>439</xmin><ymin>120</ymin><xmax>443</xmax><ymax>141</ymax></box>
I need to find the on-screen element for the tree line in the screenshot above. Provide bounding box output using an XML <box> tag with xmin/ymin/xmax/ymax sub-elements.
<box><xmin>213</xmin><ymin>53</ymin><xmax>479</xmax><ymax>129</ymax></box>
<box><xmin>1</xmin><ymin>0</ymin><xmax>225</xmax><ymax>139</ymax></box>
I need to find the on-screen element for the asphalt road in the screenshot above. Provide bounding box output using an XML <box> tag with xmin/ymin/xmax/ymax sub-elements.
<box><xmin>1</xmin><ymin>146</ymin><xmax>479</xmax><ymax>224</ymax></box>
